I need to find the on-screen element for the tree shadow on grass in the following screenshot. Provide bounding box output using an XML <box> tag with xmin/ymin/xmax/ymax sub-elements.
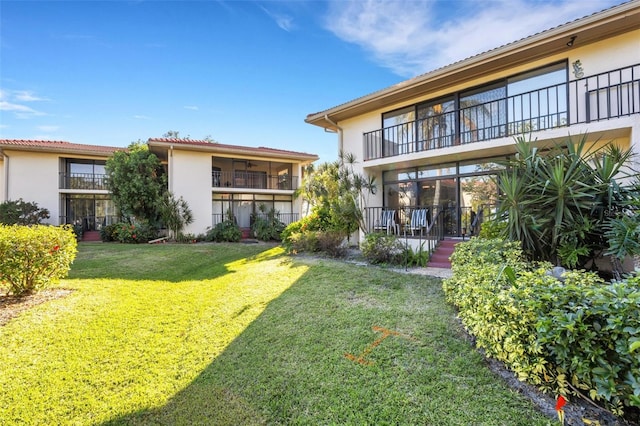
<box><xmin>100</xmin><ymin>258</ymin><xmax>553</xmax><ymax>426</ymax></box>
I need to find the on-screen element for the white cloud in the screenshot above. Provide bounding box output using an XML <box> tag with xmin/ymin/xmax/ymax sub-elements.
<box><xmin>0</xmin><ymin>100</ymin><xmax>45</xmax><ymax>118</ymax></box>
<box><xmin>0</xmin><ymin>89</ymin><xmax>49</xmax><ymax>118</ymax></box>
<box><xmin>13</xmin><ymin>90</ymin><xmax>49</xmax><ymax>102</ymax></box>
<box><xmin>184</xmin><ymin>105</ymin><xmax>199</xmax><ymax>111</ymax></box>
<box><xmin>133</xmin><ymin>115</ymin><xmax>152</xmax><ymax>120</ymax></box>
<box><xmin>324</xmin><ymin>0</ymin><xmax>619</xmax><ymax>77</ymax></box>
<box><xmin>261</xmin><ymin>6</ymin><xmax>295</xmax><ymax>32</ymax></box>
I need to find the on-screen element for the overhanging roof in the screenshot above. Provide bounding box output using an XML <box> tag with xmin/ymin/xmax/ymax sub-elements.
<box><xmin>305</xmin><ymin>1</ymin><xmax>640</xmax><ymax>131</ymax></box>
<box><xmin>0</xmin><ymin>139</ymin><xmax>124</xmax><ymax>156</ymax></box>
<box><xmin>147</xmin><ymin>138</ymin><xmax>319</xmax><ymax>162</ymax></box>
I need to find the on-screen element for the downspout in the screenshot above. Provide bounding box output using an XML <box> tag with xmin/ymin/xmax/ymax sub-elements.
<box><xmin>324</xmin><ymin>114</ymin><xmax>343</xmax><ymax>154</ymax></box>
<box><xmin>168</xmin><ymin>145</ymin><xmax>174</xmax><ymax>193</ymax></box>
<box><xmin>2</xmin><ymin>150</ymin><xmax>9</xmax><ymax>202</ymax></box>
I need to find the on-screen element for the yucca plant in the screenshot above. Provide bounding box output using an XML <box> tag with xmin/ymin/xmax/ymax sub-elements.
<box><xmin>496</xmin><ymin>134</ymin><xmax>637</xmax><ymax>273</ymax></box>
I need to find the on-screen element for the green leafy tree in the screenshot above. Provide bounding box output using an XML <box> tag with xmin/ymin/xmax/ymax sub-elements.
<box><xmin>0</xmin><ymin>199</ymin><xmax>50</xmax><ymax>225</ymax></box>
<box><xmin>296</xmin><ymin>152</ymin><xmax>376</xmax><ymax>239</ymax></box>
<box><xmin>105</xmin><ymin>141</ymin><xmax>167</xmax><ymax>226</ymax></box>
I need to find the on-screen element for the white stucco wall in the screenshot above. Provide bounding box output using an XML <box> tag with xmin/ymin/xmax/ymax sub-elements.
<box><xmin>2</xmin><ymin>150</ymin><xmax>61</xmax><ymax>225</ymax></box>
<box><xmin>169</xmin><ymin>148</ymin><xmax>213</xmax><ymax>235</ymax></box>
<box><xmin>328</xmin><ymin>28</ymin><xmax>640</xmax><ymax>244</ymax></box>
<box><xmin>337</xmin><ymin>30</ymin><xmax>640</xmax><ymax>172</ymax></box>
<box><xmin>568</xmin><ymin>30</ymin><xmax>640</xmax><ymax>78</ymax></box>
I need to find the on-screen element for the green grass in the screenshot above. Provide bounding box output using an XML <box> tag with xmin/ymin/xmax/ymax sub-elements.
<box><xmin>0</xmin><ymin>243</ymin><xmax>553</xmax><ymax>425</ymax></box>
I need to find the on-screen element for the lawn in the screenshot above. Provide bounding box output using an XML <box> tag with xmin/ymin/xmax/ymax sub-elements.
<box><xmin>0</xmin><ymin>243</ymin><xmax>553</xmax><ymax>425</ymax></box>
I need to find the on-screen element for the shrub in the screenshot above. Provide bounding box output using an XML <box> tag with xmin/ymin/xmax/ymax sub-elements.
<box><xmin>405</xmin><ymin>242</ymin><xmax>429</xmax><ymax>267</ymax></box>
<box><xmin>71</xmin><ymin>223</ymin><xmax>84</xmax><ymax>241</ymax></box>
<box><xmin>282</xmin><ymin>212</ymin><xmax>326</xmax><ymax>244</ymax></box>
<box><xmin>316</xmin><ymin>231</ymin><xmax>347</xmax><ymax>258</ymax></box>
<box><xmin>100</xmin><ymin>224</ymin><xmax>118</xmax><ymax>242</ymax></box>
<box><xmin>0</xmin><ymin>224</ymin><xmax>77</xmax><ymax>295</ymax></box>
<box><xmin>176</xmin><ymin>233</ymin><xmax>197</xmax><ymax>243</ymax></box>
<box><xmin>534</xmin><ymin>277</ymin><xmax>640</xmax><ymax>415</ymax></box>
<box><xmin>477</xmin><ymin>219</ymin><xmax>507</xmax><ymax>239</ymax></box>
<box><xmin>112</xmin><ymin>222</ymin><xmax>156</xmax><ymax>243</ymax></box>
<box><xmin>0</xmin><ymin>199</ymin><xmax>50</xmax><ymax>225</ymax></box>
<box><xmin>360</xmin><ymin>232</ymin><xmax>404</xmax><ymax>265</ymax></box>
<box><xmin>251</xmin><ymin>206</ymin><xmax>285</xmax><ymax>241</ymax></box>
<box><xmin>444</xmin><ymin>237</ymin><xmax>640</xmax><ymax>418</ymax></box>
<box><xmin>205</xmin><ymin>220</ymin><xmax>241</xmax><ymax>242</ymax></box>
<box><xmin>281</xmin><ymin>212</ymin><xmax>330</xmax><ymax>253</ymax></box>
<box><xmin>284</xmin><ymin>230</ymin><xmax>320</xmax><ymax>254</ymax></box>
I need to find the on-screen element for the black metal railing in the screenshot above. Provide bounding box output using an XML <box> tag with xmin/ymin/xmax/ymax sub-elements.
<box><xmin>365</xmin><ymin>204</ymin><xmax>495</xmax><ymax>239</ymax></box>
<box><xmin>212</xmin><ymin>212</ymin><xmax>298</xmax><ymax>228</ymax></box>
<box><xmin>59</xmin><ymin>215</ymin><xmax>119</xmax><ymax>231</ymax></box>
<box><xmin>364</xmin><ymin>64</ymin><xmax>640</xmax><ymax>160</ymax></box>
<box><xmin>212</xmin><ymin>170</ymin><xmax>298</xmax><ymax>190</ymax></box>
<box><xmin>253</xmin><ymin>212</ymin><xmax>299</xmax><ymax>226</ymax></box>
<box><xmin>59</xmin><ymin>173</ymin><xmax>108</xmax><ymax>190</ymax></box>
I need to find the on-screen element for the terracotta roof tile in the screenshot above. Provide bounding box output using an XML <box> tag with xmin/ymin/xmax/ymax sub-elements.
<box><xmin>147</xmin><ymin>138</ymin><xmax>318</xmax><ymax>159</ymax></box>
<box><xmin>0</xmin><ymin>139</ymin><xmax>124</xmax><ymax>154</ymax></box>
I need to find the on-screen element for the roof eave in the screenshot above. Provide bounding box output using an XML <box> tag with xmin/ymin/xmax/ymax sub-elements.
<box><xmin>0</xmin><ymin>144</ymin><xmax>122</xmax><ymax>157</ymax></box>
<box><xmin>305</xmin><ymin>1</ymin><xmax>640</xmax><ymax>129</ymax></box>
<box><xmin>147</xmin><ymin>139</ymin><xmax>319</xmax><ymax>162</ymax></box>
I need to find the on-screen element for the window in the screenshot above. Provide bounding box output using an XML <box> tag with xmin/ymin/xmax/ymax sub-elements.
<box><xmin>460</xmin><ymin>83</ymin><xmax>507</xmax><ymax>143</ymax></box>
<box><xmin>382</xmin><ymin>106</ymin><xmax>416</xmax><ymax>155</ymax></box>
<box><xmin>417</xmin><ymin>97</ymin><xmax>456</xmax><ymax>149</ymax></box>
<box><xmin>507</xmin><ymin>62</ymin><xmax>568</xmax><ymax>132</ymax></box>
<box><xmin>64</xmin><ymin>159</ymin><xmax>107</xmax><ymax>189</ymax></box>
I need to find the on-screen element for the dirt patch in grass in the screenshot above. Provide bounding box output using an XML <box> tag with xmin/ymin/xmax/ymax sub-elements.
<box><xmin>0</xmin><ymin>289</ymin><xmax>73</xmax><ymax>326</ymax></box>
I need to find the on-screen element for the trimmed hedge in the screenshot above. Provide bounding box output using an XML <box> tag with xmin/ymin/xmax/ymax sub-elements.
<box><xmin>443</xmin><ymin>238</ymin><xmax>640</xmax><ymax>418</ymax></box>
<box><xmin>0</xmin><ymin>224</ymin><xmax>77</xmax><ymax>295</ymax></box>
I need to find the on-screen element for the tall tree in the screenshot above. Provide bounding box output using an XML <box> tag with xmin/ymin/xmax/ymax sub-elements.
<box><xmin>105</xmin><ymin>141</ymin><xmax>167</xmax><ymax>226</ymax></box>
<box><xmin>296</xmin><ymin>152</ymin><xmax>376</xmax><ymax>237</ymax></box>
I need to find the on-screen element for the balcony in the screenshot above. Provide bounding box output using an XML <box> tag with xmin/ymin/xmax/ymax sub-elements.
<box><xmin>364</xmin><ymin>64</ymin><xmax>640</xmax><ymax>160</ymax></box>
<box><xmin>212</xmin><ymin>170</ymin><xmax>298</xmax><ymax>190</ymax></box>
<box><xmin>212</xmin><ymin>212</ymin><xmax>299</xmax><ymax>227</ymax></box>
<box><xmin>59</xmin><ymin>173</ymin><xmax>108</xmax><ymax>190</ymax></box>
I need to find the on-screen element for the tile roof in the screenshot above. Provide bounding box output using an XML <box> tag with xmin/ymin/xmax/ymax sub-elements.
<box><xmin>147</xmin><ymin>138</ymin><xmax>319</xmax><ymax>159</ymax></box>
<box><xmin>0</xmin><ymin>139</ymin><xmax>124</xmax><ymax>155</ymax></box>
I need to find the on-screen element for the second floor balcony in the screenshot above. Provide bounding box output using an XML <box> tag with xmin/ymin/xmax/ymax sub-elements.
<box><xmin>212</xmin><ymin>170</ymin><xmax>298</xmax><ymax>191</ymax></box>
<box><xmin>364</xmin><ymin>63</ymin><xmax>640</xmax><ymax>160</ymax></box>
<box><xmin>60</xmin><ymin>172</ymin><xmax>108</xmax><ymax>190</ymax></box>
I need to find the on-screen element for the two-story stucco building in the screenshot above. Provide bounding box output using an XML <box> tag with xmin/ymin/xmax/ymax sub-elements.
<box><xmin>0</xmin><ymin>138</ymin><xmax>318</xmax><ymax>237</ymax></box>
<box><xmin>306</xmin><ymin>1</ymin><xmax>640</xmax><ymax>244</ymax></box>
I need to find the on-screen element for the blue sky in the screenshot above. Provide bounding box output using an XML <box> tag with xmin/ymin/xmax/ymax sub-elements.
<box><xmin>0</xmin><ymin>0</ymin><xmax>622</xmax><ymax>164</ymax></box>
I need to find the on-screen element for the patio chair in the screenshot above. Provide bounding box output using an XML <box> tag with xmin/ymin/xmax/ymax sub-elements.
<box><xmin>409</xmin><ymin>208</ymin><xmax>429</xmax><ymax>236</ymax></box>
<box><xmin>373</xmin><ymin>209</ymin><xmax>398</xmax><ymax>234</ymax></box>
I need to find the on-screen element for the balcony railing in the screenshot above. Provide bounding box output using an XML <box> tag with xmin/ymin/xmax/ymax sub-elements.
<box><xmin>59</xmin><ymin>173</ymin><xmax>108</xmax><ymax>190</ymax></box>
<box><xmin>364</xmin><ymin>64</ymin><xmax>640</xmax><ymax>160</ymax></box>
<box><xmin>212</xmin><ymin>170</ymin><xmax>298</xmax><ymax>190</ymax></box>
<box><xmin>365</xmin><ymin>205</ymin><xmax>496</xmax><ymax>238</ymax></box>
<box><xmin>59</xmin><ymin>215</ymin><xmax>119</xmax><ymax>231</ymax></box>
<box><xmin>212</xmin><ymin>212</ymin><xmax>299</xmax><ymax>227</ymax></box>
